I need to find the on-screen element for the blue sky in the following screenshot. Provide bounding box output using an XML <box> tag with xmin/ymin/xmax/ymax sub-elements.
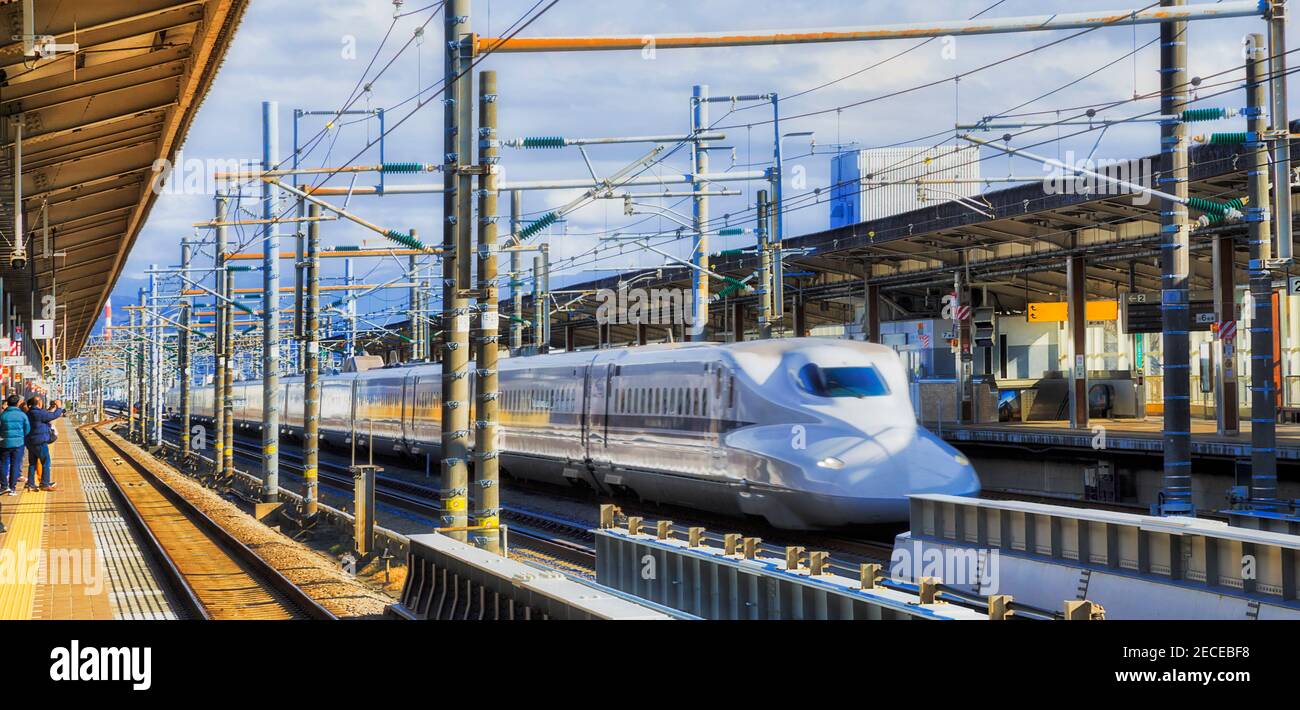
<box><xmin>97</xmin><ymin>0</ymin><xmax>1299</xmax><ymax>337</ymax></box>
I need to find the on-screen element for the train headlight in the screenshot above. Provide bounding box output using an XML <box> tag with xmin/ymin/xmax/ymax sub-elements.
<box><xmin>817</xmin><ymin>456</ymin><xmax>845</xmax><ymax>470</ymax></box>
<box><xmin>954</xmin><ymin>453</ymin><xmax>971</xmax><ymax>467</ymax></box>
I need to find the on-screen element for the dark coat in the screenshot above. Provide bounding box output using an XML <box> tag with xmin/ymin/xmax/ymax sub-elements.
<box><xmin>25</xmin><ymin>406</ymin><xmax>63</xmax><ymax>446</ymax></box>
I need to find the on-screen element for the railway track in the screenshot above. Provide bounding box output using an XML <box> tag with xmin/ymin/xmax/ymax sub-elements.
<box><xmin>150</xmin><ymin>419</ymin><xmax>905</xmax><ymax>567</ymax></box>
<box><xmin>82</xmin><ymin>425</ymin><xmax>337</xmax><ymax>620</ymax></box>
<box><xmin>144</xmin><ymin>413</ymin><xmax>906</xmax><ymax>572</ymax></box>
<box><xmin>152</xmin><ymin>420</ymin><xmax>598</xmax><ymax>569</ymax></box>
<box><xmin>119</xmin><ymin>416</ymin><xmax>1054</xmax><ymax>618</ymax></box>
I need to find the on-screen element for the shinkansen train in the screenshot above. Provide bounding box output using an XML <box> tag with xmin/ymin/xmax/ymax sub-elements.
<box><xmin>167</xmin><ymin>338</ymin><xmax>980</xmax><ymax>529</ymax></box>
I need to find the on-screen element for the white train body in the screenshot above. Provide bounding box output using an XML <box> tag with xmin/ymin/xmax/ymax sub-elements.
<box><xmin>170</xmin><ymin>338</ymin><xmax>980</xmax><ymax>529</ymax></box>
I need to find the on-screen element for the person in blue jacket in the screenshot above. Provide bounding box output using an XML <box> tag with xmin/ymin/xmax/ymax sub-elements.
<box><xmin>0</xmin><ymin>395</ymin><xmax>29</xmax><ymax>495</ymax></box>
<box><xmin>24</xmin><ymin>396</ymin><xmax>63</xmax><ymax>492</ymax></box>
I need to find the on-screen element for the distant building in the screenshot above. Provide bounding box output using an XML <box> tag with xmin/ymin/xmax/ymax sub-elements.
<box><xmin>830</xmin><ymin>145</ymin><xmax>982</xmax><ymax>228</ymax></box>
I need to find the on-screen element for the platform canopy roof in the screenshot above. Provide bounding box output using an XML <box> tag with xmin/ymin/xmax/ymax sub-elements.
<box><xmin>0</xmin><ymin>0</ymin><xmax>249</xmax><ymax>356</ymax></box>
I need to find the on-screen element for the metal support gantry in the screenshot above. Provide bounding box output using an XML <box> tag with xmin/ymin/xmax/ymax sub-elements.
<box><xmin>471</xmin><ymin>69</ymin><xmax>502</xmax><ymax>553</ymax></box>
<box><xmin>439</xmin><ymin>0</ymin><xmax>473</xmax><ymax>542</ymax></box>
<box><xmin>179</xmin><ymin>239</ymin><xmax>192</xmax><ymax>459</ymax></box>
<box><xmin>690</xmin><ymin>85</ymin><xmax>710</xmax><ymax>341</ymax></box>
<box><xmin>261</xmin><ymin>100</ymin><xmax>282</xmax><ymax>506</ymax></box>
<box><xmin>1158</xmin><ymin>0</ymin><xmax>1195</xmax><ymax>516</ymax></box>
<box><xmin>1245</xmin><ymin>33</ymin><xmax>1280</xmax><ymax>508</ymax></box>
<box><xmin>213</xmin><ymin>195</ymin><xmax>228</xmax><ymax>481</ymax></box>
<box><xmin>304</xmin><ymin>203</ymin><xmax>322</xmax><ymax>518</ymax></box>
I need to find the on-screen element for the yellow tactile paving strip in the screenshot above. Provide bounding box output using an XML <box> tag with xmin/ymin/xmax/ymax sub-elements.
<box><xmin>31</xmin><ymin>436</ymin><xmax>113</xmax><ymax>619</ymax></box>
<box><xmin>0</xmin><ymin>431</ymin><xmax>179</xmax><ymax>620</ymax></box>
<box><xmin>0</xmin><ymin>485</ymin><xmax>47</xmax><ymax>619</ymax></box>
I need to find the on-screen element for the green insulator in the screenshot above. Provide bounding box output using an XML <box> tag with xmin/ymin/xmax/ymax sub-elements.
<box><xmin>385</xmin><ymin>229</ymin><xmax>427</xmax><ymax>250</ymax></box>
<box><xmin>227</xmin><ymin>265</ymin><xmax>255</xmax><ymax>272</ymax></box>
<box><xmin>718</xmin><ymin>228</ymin><xmax>745</xmax><ymax>237</ymax></box>
<box><xmin>381</xmin><ymin>162</ymin><xmax>424</xmax><ymax>173</ymax></box>
<box><xmin>521</xmin><ymin>136</ymin><xmax>565</xmax><ymax>149</ymax></box>
<box><xmin>1186</xmin><ymin>196</ymin><xmax>1225</xmax><ymax>215</ymax></box>
<box><xmin>235</xmin><ymin>302</ymin><xmax>257</xmax><ymax>316</ymax></box>
<box><xmin>1188</xmin><ymin>196</ymin><xmax>1245</xmax><ymax>220</ymax></box>
<box><xmin>1182</xmin><ymin>108</ymin><xmax>1227</xmax><ymax>122</ymax></box>
<box><xmin>518</xmin><ymin>211</ymin><xmax>558</xmax><ymax>239</ymax></box>
<box><xmin>715</xmin><ymin>283</ymin><xmax>743</xmax><ymax>300</ymax></box>
<box><xmin>1208</xmin><ymin>132</ymin><xmax>1251</xmax><ymax>145</ymax></box>
<box><xmin>331</xmin><ymin>245</ymin><xmax>361</xmax><ymax>252</ymax></box>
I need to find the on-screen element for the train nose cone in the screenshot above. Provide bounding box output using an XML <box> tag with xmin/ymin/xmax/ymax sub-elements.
<box><xmin>904</xmin><ymin>430</ymin><xmax>981</xmax><ymax>498</ymax></box>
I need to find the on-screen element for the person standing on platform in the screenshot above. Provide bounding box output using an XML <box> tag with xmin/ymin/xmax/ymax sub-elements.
<box><xmin>0</xmin><ymin>396</ymin><xmax>29</xmax><ymax>495</ymax></box>
<box><xmin>24</xmin><ymin>396</ymin><xmax>63</xmax><ymax>492</ymax></box>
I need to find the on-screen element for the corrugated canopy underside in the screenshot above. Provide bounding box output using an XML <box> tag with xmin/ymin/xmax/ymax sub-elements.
<box><xmin>0</xmin><ymin>0</ymin><xmax>248</xmax><ymax>355</ymax></box>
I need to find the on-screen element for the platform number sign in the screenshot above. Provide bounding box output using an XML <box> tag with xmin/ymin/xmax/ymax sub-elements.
<box><xmin>31</xmin><ymin>320</ymin><xmax>54</xmax><ymax>340</ymax></box>
<box><xmin>1291</xmin><ymin>276</ymin><xmax>1300</xmax><ymax>296</ymax></box>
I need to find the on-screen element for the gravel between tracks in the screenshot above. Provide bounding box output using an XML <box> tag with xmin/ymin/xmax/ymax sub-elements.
<box><xmin>99</xmin><ymin>428</ymin><xmax>393</xmax><ymax>619</ymax></box>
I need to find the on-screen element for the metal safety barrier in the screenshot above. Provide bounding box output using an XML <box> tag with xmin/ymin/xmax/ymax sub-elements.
<box><xmin>392</xmin><ymin>532</ymin><xmax>679</xmax><ymax>620</ymax></box>
<box><xmin>593</xmin><ymin>515</ymin><xmax>988</xmax><ymax>620</ymax></box>
<box><xmin>906</xmin><ymin>493</ymin><xmax>1300</xmax><ymax>619</ymax></box>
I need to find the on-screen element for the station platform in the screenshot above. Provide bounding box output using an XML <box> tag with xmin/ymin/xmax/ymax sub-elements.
<box><xmin>0</xmin><ymin>428</ymin><xmax>176</xmax><ymax>620</ymax></box>
<box><xmin>939</xmin><ymin>417</ymin><xmax>1300</xmax><ymax>462</ymax></box>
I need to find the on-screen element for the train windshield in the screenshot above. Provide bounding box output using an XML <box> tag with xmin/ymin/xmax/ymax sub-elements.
<box><xmin>797</xmin><ymin>364</ymin><xmax>890</xmax><ymax>398</ymax></box>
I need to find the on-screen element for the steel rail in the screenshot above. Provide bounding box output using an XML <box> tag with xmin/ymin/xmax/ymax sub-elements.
<box><xmin>86</xmin><ymin>425</ymin><xmax>338</xmax><ymax>620</ymax></box>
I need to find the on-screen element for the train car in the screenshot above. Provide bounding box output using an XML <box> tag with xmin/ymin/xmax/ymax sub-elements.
<box><xmin>170</xmin><ymin>337</ymin><xmax>980</xmax><ymax>529</ymax></box>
